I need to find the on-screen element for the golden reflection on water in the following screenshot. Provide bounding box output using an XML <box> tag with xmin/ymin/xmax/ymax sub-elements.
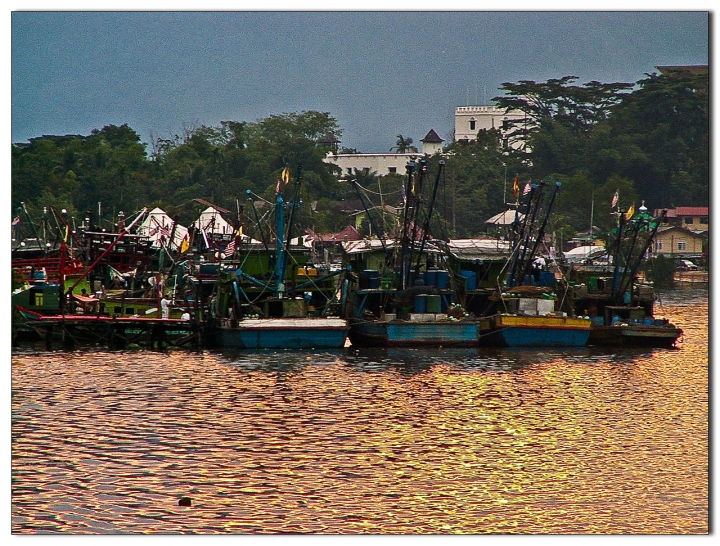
<box><xmin>12</xmin><ymin>289</ymin><xmax>707</xmax><ymax>534</ymax></box>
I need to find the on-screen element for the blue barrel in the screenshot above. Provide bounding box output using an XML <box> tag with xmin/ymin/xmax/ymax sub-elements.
<box><xmin>460</xmin><ymin>270</ymin><xmax>476</xmax><ymax>291</ymax></box>
<box><xmin>425</xmin><ymin>269</ymin><xmax>438</xmax><ymax>287</ymax></box>
<box><xmin>414</xmin><ymin>294</ymin><xmax>427</xmax><ymax>313</ymax></box>
<box><xmin>364</xmin><ymin>270</ymin><xmax>381</xmax><ymax>289</ymax></box>
<box><xmin>436</xmin><ymin>270</ymin><xmax>449</xmax><ymax>289</ymax></box>
<box><xmin>426</xmin><ymin>294</ymin><xmax>441</xmax><ymax>313</ymax></box>
<box><xmin>541</xmin><ymin>271</ymin><xmax>555</xmax><ymax>287</ymax></box>
<box><xmin>414</xmin><ymin>272</ymin><xmax>425</xmax><ymax>286</ymax></box>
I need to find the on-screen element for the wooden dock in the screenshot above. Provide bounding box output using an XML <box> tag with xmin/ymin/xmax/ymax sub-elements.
<box><xmin>674</xmin><ymin>270</ymin><xmax>709</xmax><ymax>285</ymax></box>
<box><xmin>14</xmin><ymin>306</ymin><xmax>203</xmax><ymax>350</ymax></box>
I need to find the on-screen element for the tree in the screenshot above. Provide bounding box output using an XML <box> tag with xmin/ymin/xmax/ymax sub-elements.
<box><xmin>390</xmin><ymin>134</ymin><xmax>418</xmax><ymax>154</ymax></box>
<box><xmin>493</xmin><ymin>77</ymin><xmax>634</xmax><ymax>178</ymax></box>
<box><xmin>601</xmin><ymin>71</ymin><xmax>709</xmax><ymax>209</ymax></box>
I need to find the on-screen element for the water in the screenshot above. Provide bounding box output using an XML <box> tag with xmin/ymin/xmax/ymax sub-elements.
<box><xmin>11</xmin><ymin>288</ymin><xmax>708</xmax><ymax>534</ymax></box>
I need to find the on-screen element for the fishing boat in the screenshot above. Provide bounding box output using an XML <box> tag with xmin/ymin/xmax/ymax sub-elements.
<box><xmin>11</xmin><ymin>208</ymin><xmax>192</xmax><ymax>346</ymax></box>
<box><xmin>344</xmin><ymin>160</ymin><xmax>480</xmax><ymax>347</ymax></box>
<box><xmin>478</xmin><ymin>182</ymin><xmax>592</xmax><ymax>347</ymax></box>
<box><xmin>562</xmin><ymin>204</ymin><xmax>682</xmax><ymax>347</ymax></box>
<box><xmin>209</xmin><ymin>166</ymin><xmax>349</xmax><ymax>350</ymax></box>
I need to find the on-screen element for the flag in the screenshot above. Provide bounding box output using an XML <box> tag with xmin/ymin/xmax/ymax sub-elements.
<box><xmin>625</xmin><ymin>203</ymin><xmax>635</xmax><ymax>220</ymax></box>
<box><xmin>513</xmin><ymin>175</ymin><xmax>520</xmax><ymax>200</ymax></box>
<box><xmin>611</xmin><ymin>190</ymin><xmax>619</xmax><ymax>208</ymax></box>
<box><xmin>148</xmin><ymin>227</ymin><xmax>158</xmax><ymax>237</ymax></box>
<box><xmin>223</xmin><ymin>239</ymin><xmax>236</xmax><ymax>258</ymax></box>
<box><xmin>236</xmin><ymin>225</ymin><xmax>243</xmax><ymax>237</ymax></box>
<box><xmin>180</xmin><ymin>234</ymin><xmax>190</xmax><ymax>253</ymax></box>
<box><xmin>281</xmin><ymin>166</ymin><xmax>291</xmax><ymax>185</ymax></box>
<box><xmin>159</xmin><ymin>225</ymin><xmax>171</xmax><ymax>239</ymax></box>
<box><xmin>401</xmin><ymin>184</ymin><xmax>407</xmax><ymax>204</ymax></box>
<box><xmin>275</xmin><ymin>179</ymin><xmax>282</xmax><ymax>196</ymax></box>
<box><xmin>523</xmin><ymin>183</ymin><xmax>531</xmax><ymax>196</ymax></box>
<box><xmin>12</xmin><ymin>216</ymin><xmax>20</xmax><ymax>226</ymax></box>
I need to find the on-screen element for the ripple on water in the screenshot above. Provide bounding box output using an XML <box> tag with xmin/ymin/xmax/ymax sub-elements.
<box><xmin>12</xmin><ymin>289</ymin><xmax>708</xmax><ymax>534</ymax></box>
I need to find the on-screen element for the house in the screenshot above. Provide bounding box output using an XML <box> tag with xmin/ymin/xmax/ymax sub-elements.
<box><xmin>305</xmin><ymin>226</ymin><xmax>362</xmax><ymax>265</ymax></box>
<box><xmin>651</xmin><ymin>225</ymin><xmax>706</xmax><ymax>260</ymax></box>
<box><xmin>654</xmin><ymin>206</ymin><xmax>708</xmax><ymax>232</ymax></box>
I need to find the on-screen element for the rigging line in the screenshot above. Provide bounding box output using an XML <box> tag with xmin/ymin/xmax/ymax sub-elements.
<box><xmin>354</xmin><ymin>185</ymin><xmax>402</xmax><ymax>197</ymax></box>
<box><xmin>246</xmin><ymin>190</ymin><xmax>274</xmax><ymax>206</ymax></box>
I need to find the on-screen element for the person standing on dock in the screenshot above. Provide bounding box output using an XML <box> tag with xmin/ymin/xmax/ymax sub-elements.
<box><xmin>161</xmin><ymin>295</ymin><xmax>171</xmax><ymax>319</ymax></box>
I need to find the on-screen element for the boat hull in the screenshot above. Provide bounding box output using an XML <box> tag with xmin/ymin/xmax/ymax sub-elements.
<box><xmin>348</xmin><ymin>318</ymin><xmax>479</xmax><ymax>348</ymax></box>
<box><xmin>478</xmin><ymin>314</ymin><xmax>592</xmax><ymax>347</ymax></box>
<box><xmin>215</xmin><ymin>318</ymin><xmax>348</xmax><ymax>350</ymax></box>
<box><xmin>588</xmin><ymin>324</ymin><xmax>682</xmax><ymax>347</ymax></box>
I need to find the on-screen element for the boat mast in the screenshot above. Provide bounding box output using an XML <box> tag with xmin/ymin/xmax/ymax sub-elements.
<box><xmin>413</xmin><ymin>160</ymin><xmax>445</xmax><ymax>275</ymax></box>
<box><xmin>517</xmin><ymin>181</ymin><xmax>561</xmax><ymax>284</ymax></box>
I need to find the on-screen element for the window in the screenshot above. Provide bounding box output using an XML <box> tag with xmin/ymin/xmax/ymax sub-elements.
<box><xmin>655</xmin><ymin>241</ymin><xmax>663</xmax><ymax>251</ymax></box>
<box><xmin>678</xmin><ymin>240</ymin><xmax>687</xmax><ymax>251</ymax></box>
<box><xmin>700</xmin><ymin>217</ymin><xmax>708</xmax><ymax>224</ymax></box>
<box><xmin>347</xmin><ymin>168</ymin><xmax>352</xmax><ymax>174</ymax></box>
<box><xmin>32</xmin><ymin>291</ymin><xmax>44</xmax><ymax>306</ymax></box>
<box><xmin>469</xmin><ymin>118</ymin><xmax>476</xmax><ymax>131</ymax></box>
<box><xmin>388</xmin><ymin>167</ymin><xmax>396</xmax><ymax>174</ymax></box>
<box><xmin>685</xmin><ymin>217</ymin><xmax>694</xmax><ymax>224</ymax></box>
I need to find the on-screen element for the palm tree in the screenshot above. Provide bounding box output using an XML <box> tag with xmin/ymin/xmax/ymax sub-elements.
<box><xmin>390</xmin><ymin>134</ymin><xmax>418</xmax><ymax>154</ymax></box>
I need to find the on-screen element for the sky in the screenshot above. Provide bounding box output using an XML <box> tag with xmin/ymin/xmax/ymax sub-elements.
<box><xmin>9</xmin><ymin>6</ymin><xmax>710</xmax><ymax>155</ymax></box>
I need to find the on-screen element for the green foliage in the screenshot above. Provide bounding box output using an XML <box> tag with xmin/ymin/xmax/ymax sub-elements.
<box><xmin>12</xmin><ymin>72</ymin><xmax>709</xmax><ymax>242</ymax></box>
<box><xmin>390</xmin><ymin>134</ymin><xmax>418</xmax><ymax>153</ymax></box>
<box><xmin>645</xmin><ymin>254</ymin><xmax>676</xmax><ymax>290</ymax></box>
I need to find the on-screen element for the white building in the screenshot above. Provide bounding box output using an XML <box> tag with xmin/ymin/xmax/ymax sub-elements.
<box><xmin>325</xmin><ymin>152</ymin><xmax>421</xmax><ymax>177</ymax></box>
<box><xmin>454</xmin><ymin>106</ymin><xmax>527</xmax><ymax>149</ymax></box>
<box><xmin>324</xmin><ymin>129</ymin><xmax>444</xmax><ymax>177</ymax></box>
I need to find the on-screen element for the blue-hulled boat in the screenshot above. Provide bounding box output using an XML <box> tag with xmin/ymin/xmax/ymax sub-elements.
<box><xmin>477</xmin><ymin>182</ymin><xmax>592</xmax><ymax>347</ymax></box>
<box><xmin>210</xmin><ymin>165</ymin><xmax>348</xmax><ymax>350</ymax></box>
<box><xmin>478</xmin><ymin>312</ymin><xmax>591</xmax><ymax>347</ymax></box>
<box><xmin>343</xmin><ymin>160</ymin><xmax>481</xmax><ymax>348</ymax></box>
<box><xmin>215</xmin><ymin>317</ymin><xmax>348</xmax><ymax>350</ymax></box>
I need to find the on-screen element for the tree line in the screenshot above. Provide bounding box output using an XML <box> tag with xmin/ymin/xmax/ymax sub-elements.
<box><xmin>12</xmin><ymin>70</ymin><xmax>708</xmax><ymax>242</ymax></box>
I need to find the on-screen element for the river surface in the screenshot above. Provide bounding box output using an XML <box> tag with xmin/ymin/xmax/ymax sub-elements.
<box><xmin>11</xmin><ymin>287</ymin><xmax>708</xmax><ymax>534</ymax></box>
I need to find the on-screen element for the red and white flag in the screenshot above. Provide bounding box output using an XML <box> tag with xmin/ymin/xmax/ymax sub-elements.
<box><xmin>523</xmin><ymin>183</ymin><xmax>531</xmax><ymax>196</ymax></box>
<box><xmin>223</xmin><ymin>239</ymin><xmax>236</xmax><ymax>258</ymax></box>
<box><xmin>611</xmin><ymin>190</ymin><xmax>619</xmax><ymax>208</ymax></box>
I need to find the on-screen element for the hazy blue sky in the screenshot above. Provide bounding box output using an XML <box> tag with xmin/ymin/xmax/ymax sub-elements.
<box><xmin>11</xmin><ymin>10</ymin><xmax>709</xmax><ymax>153</ymax></box>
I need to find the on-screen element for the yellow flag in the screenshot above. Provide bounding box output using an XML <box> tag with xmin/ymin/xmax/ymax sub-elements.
<box><xmin>180</xmin><ymin>235</ymin><xmax>190</xmax><ymax>253</ymax></box>
<box><xmin>281</xmin><ymin>167</ymin><xmax>291</xmax><ymax>185</ymax></box>
<box><xmin>236</xmin><ymin>225</ymin><xmax>243</xmax><ymax>237</ymax></box>
<box><xmin>625</xmin><ymin>203</ymin><xmax>635</xmax><ymax>220</ymax></box>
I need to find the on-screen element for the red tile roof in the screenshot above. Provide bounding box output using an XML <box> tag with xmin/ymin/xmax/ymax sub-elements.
<box><xmin>654</xmin><ymin>207</ymin><xmax>708</xmax><ymax>218</ymax></box>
